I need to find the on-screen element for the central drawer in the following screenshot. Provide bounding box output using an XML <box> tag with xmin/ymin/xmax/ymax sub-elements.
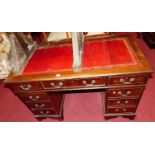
<box><xmin>41</xmin><ymin>77</ymin><xmax>107</xmax><ymax>89</ymax></box>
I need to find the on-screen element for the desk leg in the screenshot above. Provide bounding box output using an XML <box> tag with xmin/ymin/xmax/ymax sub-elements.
<box><xmin>58</xmin><ymin>106</ymin><xmax>64</xmax><ymax>121</ymax></box>
<box><xmin>104</xmin><ymin>115</ymin><xmax>136</xmax><ymax>120</ymax></box>
<box><xmin>123</xmin><ymin>115</ymin><xmax>136</xmax><ymax>120</ymax></box>
<box><xmin>48</xmin><ymin>93</ymin><xmax>65</xmax><ymax>120</ymax></box>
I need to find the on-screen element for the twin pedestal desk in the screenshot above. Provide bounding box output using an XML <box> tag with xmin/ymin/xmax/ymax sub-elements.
<box><xmin>5</xmin><ymin>35</ymin><xmax>152</xmax><ymax>121</ymax></box>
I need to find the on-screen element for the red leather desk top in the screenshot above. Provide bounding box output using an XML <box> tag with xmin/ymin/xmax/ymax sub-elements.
<box><xmin>22</xmin><ymin>38</ymin><xmax>140</xmax><ymax>75</ymax></box>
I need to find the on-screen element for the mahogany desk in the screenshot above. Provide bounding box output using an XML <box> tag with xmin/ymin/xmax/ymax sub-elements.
<box><xmin>4</xmin><ymin>35</ymin><xmax>152</xmax><ymax>121</ymax></box>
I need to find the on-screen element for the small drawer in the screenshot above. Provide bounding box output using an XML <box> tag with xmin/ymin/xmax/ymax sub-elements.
<box><xmin>107</xmin><ymin>99</ymin><xmax>139</xmax><ymax>107</ymax></box>
<box><xmin>42</xmin><ymin>80</ymin><xmax>70</xmax><ymax>89</ymax></box>
<box><xmin>107</xmin><ymin>87</ymin><xmax>143</xmax><ymax>98</ymax></box>
<box><xmin>17</xmin><ymin>93</ymin><xmax>49</xmax><ymax>102</ymax></box>
<box><xmin>26</xmin><ymin>101</ymin><xmax>54</xmax><ymax>109</ymax></box>
<box><xmin>106</xmin><ymin>107</ymin><xmax>136</xmax><ymax>113</ymax></box>
<box><xmin>32</xmin><ymin>109</ymin><xmax>56</xmax><ymax>116</ymax></box>
<box><xmin>8</xmin><ymin>82</ymin><xmax>42</xmax><ymax>92</ymax></box>
<box><xmin>75</xmin><ymin>77</ymin><xmax>106</xmax><ymax>87</ymax></box>
<box><xmin>109</xmin><ymin>74</ymin><xmax>148</xmax><ymax>86</ymax></box>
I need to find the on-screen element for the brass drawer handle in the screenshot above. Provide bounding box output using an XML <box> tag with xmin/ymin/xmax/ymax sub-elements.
<box><xmin>40</xmin><ymin>111</ymin><xmax>44</xmax><ymax>114</ymax></box>
<box><xmin>40</xmin><ymin>110</ymin><xmax>50</xmax><ymax>114</ymax></box>
<box><xmin>83</xmin><ymin>80</ymin><xmax>96</xmax><ymax>86</ymax></box>
<box><xmin>115</xmin><ymin>108</ymin><xmax>126</xmax><ymax>112</ymax></box>
<box><xmin>117</xmin><ymin>100</ymin><xmax>121</xmax><ymax>104</ymax></box>
<box><xmin>20</xmin><ymin>84</ymin><xmax>32</xmax><ymax>90</ymax></box>
<box><xmin>116</xmin><ymin>100</ymin><xmax>128</xmax><ymax>105</ymax></box>
<box><xmin>117</xmin><ymin>100</ymin><xmax>129</xmax><ymax>105</ymax></box>
<box><xmin>35</xmin><ymin>103</ymin><xmax>45</xmax><ymax>108</ymax></box>
<box><xmin>120</xmin><ymin>77</ymin><xmax>135</xmax><ymax>84</ymax></box>
<box><xmin>123</xmin><ymin>108</ymin><xmax>127</xmax><ymax>112</ymax></box>
<box><xmin>50</xmin><ymin>82</ymin><xmax>63</xmax><ymax>88</ymax></box>
<box><xmin>29</xmin><ymin>95</ymin><xmax>40</xmax><ymax>101</ymax></box>
<box><xmin>115</xmin><ymin>108</ymin><xmax>119</xmax><ymax>112</ymax></box>
<box><xmin>117</xmin><ymin>90</ymin><xmax>131</xmax><ymax>96</ymax></box>
<box><xmin>124</xmin><ymin>100</ymin><xmax>129</xmax><ymax>104</ymax></box>
<box><xmin>46</xmin><ymin>111</ymin><xmax>50</xmax><ymax>114</ymax></box>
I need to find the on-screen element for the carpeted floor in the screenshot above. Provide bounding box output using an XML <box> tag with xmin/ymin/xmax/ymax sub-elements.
<box><xmin>0</xmin><ymin>32</ymin><xmax>155</xmax><ymax>122</ymax></box>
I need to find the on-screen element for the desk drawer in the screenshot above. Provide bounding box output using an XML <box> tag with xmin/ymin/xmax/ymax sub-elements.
<box><xmin>107</xmin><ymin>87</ymin><xmax>143</xmax><ymax>98</ymax></box>
<box><xmin>42</xmin><ymin>80</ymin><xmax>70</xmax><ymax>89</ymax></box>
<box><xmin>26</xmin><ymin>101</ymin><xmax>54</xmax><ymax>109</ymax></box>
<box><xmin>17</xmin><ymin>93</ymin><xmax>49</xmax><ymax>102</ymax></box>
<box><xmin>75</xmin><ymin>77</ymin><xmax>106</xmax><ymax>88</ymax></box>
<box><xmin>106</xmin><ymin>107</ymin><xmax>136</xmax><ymax>113</ymax></box>
<box><xmin>9</xmin><ymin>82</ymin><xmax>42</xmax><ymax>92</ymax></box>
<box><xmin>42</xmin><ymin>77</ymin><xmax>106</xmax><ymax>89</ymax></box>
<box><xmin>109</xmin><ymin>74</ymin><xmax>148</xmax><ymax>86</ymax></box>
<box><xmin>107</xmin><ymin>99</ymin><xmax>139</xmax><ymax>107</ymax></box>
<box><xmin>32</xmin><ymin>108</ymin><xmax>56</xmax><ymax>116</ymax></box>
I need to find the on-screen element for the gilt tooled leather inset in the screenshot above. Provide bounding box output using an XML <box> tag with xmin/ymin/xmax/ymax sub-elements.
<box><xmin>23</xmin><ymin>38</ymin><xmax>141</xmax><ymax>75</ymax></box>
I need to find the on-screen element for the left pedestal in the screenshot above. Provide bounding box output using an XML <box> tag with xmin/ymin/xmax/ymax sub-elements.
<box><xmin>7</xmin><ymin>82</ymin><xmax>65</xmax><ymax>121</ymax></box>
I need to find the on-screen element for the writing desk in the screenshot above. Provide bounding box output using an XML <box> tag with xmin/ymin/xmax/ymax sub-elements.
<box><xmin>5</xmin><ymin>35</ymin><xmax>152</xmax><ymax>120</ymax></box>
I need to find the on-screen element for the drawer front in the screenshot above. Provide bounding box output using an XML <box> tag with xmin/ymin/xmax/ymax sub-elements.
<box><xmin>107</xmin><ymin>87</ymin><xmax>143</xmax><ymax>98</ymax></box>
<box><xmin>106</xmin><ymin>107</ymin><xmax>136</xmax><ymax>113</ymax></box>
<box><xmin>32</xmin><ymin>109</ymin><xmax>56</xmax><ymax>116</ymax></box>
<box><xmin>26</xmin><ymin>101</ymin><xmax>54</xmax><ymax>109</ymax></box>
<box><xmin>75</xmin><ymin>77</ymin><xmax>106</xmax><ymax>88</ymax></box>
<box><xmin>107</xmin><ymin>99</ymin><xmax>139</xmax><ymax>107</ymax></box>
<box><xmin>9</xmin><ymin>82</ymin><xmax>42</xmax><ymax>92</ymax></box>
<box><xmin>42</xmin><ymin>77</ymin><xmax>106</xmax><ymax>89</ymax></box>
<box><xmin>17</xmin><ymin>93</ymin><xmax>49</xmax><ymax>102</ymax></box>
<box><xmin>42</xmin><ymin>80</ymin><xmax>70</xmax><ymax>89</ymax></box>
<box><xmin>109</xmin><ymin>74</ymin><xmax>148</xmax><ymax>86</ymax></box>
